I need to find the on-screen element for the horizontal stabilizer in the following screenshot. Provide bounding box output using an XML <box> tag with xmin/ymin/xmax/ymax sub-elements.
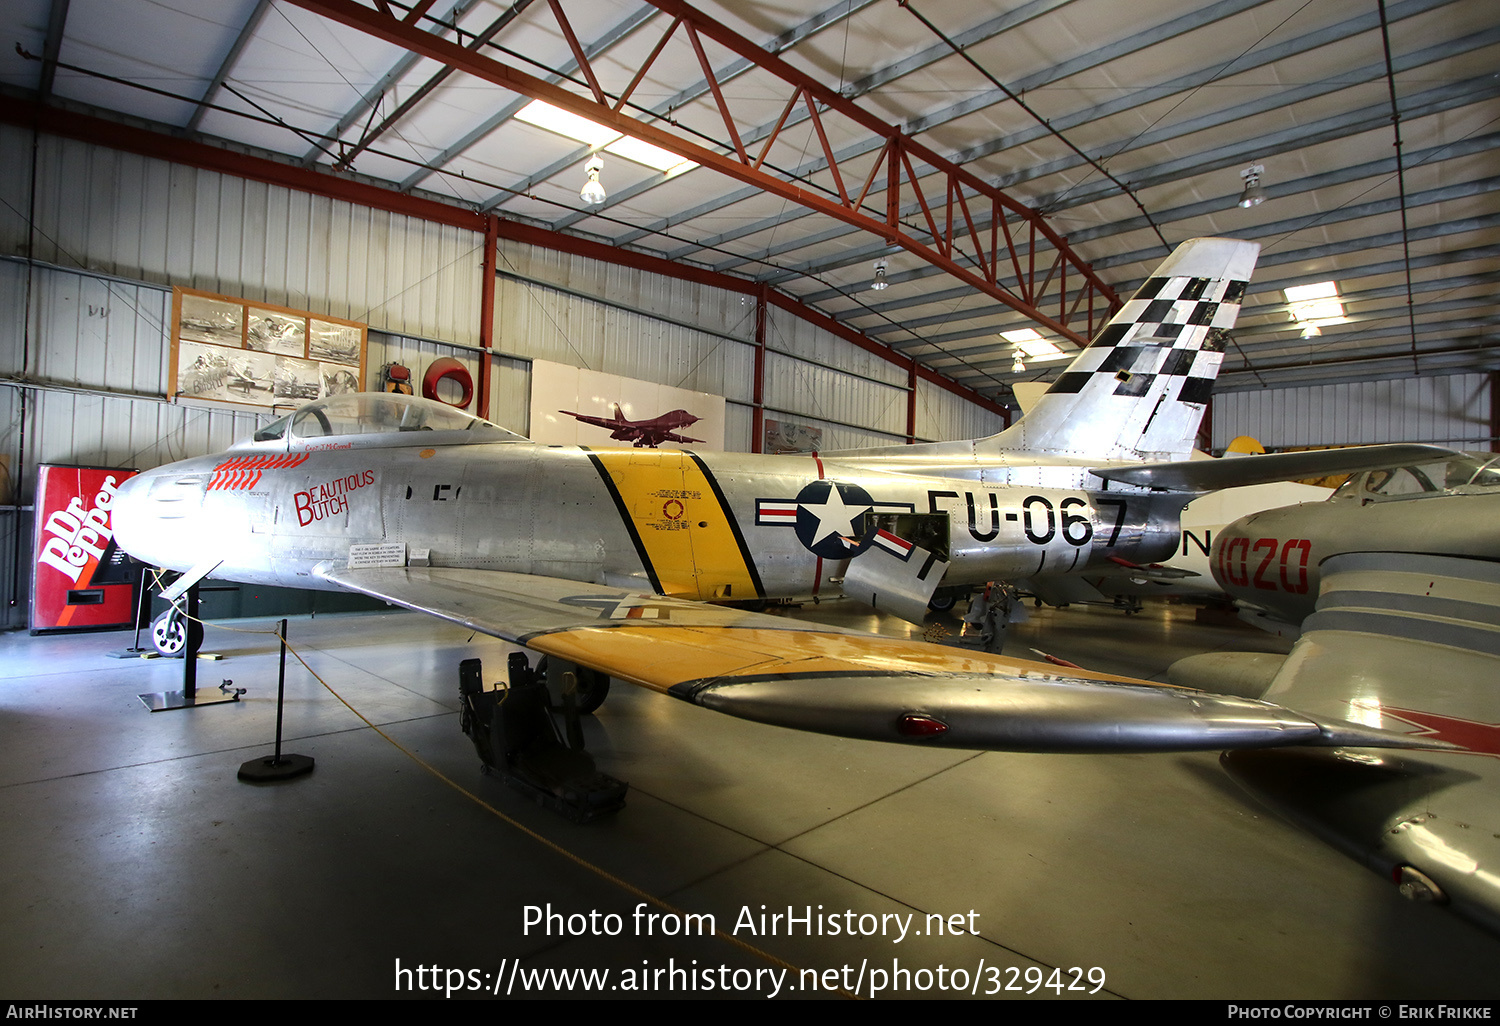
<box><xmin>1092</xmin><ymin>443</ymin><xmax>1462</xmax><ymax>491</ymax></box>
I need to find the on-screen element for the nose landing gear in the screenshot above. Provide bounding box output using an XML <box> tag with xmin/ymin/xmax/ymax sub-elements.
<box><xmin>151</xmin><ymin>605</ymin><xmax>202</xmax><ymax>657</ymax></box>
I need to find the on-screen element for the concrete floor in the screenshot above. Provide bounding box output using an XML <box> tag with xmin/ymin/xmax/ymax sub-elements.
<box><xmin>2</xmin><ymin>597</ymin><xmax>1498</xmax><ymax>1000</ymax></box>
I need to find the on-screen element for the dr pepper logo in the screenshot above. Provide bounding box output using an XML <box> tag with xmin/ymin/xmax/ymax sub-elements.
<box><xmin>37</xmin><ymin>476</ymin><xmax>120</xmax><ymax>583</ymax></box>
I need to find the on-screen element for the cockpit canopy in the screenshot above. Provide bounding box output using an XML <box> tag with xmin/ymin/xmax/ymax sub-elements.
<box><xmin>1332</xmin><ymin>452</ymin><xmax>1500</xmax><ymax>503</ymax></box>
<box><xmin>239</xmin><ymin>393</ymin><xmax>526</xmax><ymax>451</ymax></box>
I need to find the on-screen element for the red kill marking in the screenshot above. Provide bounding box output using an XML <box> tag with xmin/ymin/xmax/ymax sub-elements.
<box><xmin>208</xmin><ymin>453</ymin><xmax>311</xmax><ymax>491</ymax></box>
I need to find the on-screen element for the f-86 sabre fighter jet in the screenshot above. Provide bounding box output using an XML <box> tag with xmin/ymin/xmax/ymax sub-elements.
<box><xmin>111</xmin><ymin>238</ymin><xmax>1454</xmax><ymax>757</ymax></box>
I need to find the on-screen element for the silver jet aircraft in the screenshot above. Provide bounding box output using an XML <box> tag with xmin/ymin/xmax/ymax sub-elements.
<box><xmin>1212</xmin><ymin>452</ymin><xmax>1500</xmax><ymax>630</ymax></box>
<box><xmin>110</xmin><ymin>237</ymin><xmax>1451</xmax><ymax>756</ymax></box>
<box><xmin>1155</xmin><ymin>454</ymin><xmax>1500</xmax><ymax>934</ymax></box>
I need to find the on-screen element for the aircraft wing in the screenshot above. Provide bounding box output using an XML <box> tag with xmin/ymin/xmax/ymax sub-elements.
<box><xmin>315</xmin><ymin>564</ymin><xmax>1428</xmax><ymax>754</ymax></box>
<box><xmin>1092</xmin><ymin>443</ymin><xmax>1462</xmax><ymax>491</ymax></box>
<box><xmin>1221</xmin><ymin>551</ymin><xmax>1500</xmax><ymax>934</ymax></box>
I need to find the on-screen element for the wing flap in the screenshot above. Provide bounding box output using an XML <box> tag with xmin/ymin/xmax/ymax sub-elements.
<box><xmin>319</xmin><ymin>565</ymin><xmax>1429</xmax><ymax>754</ymax></box>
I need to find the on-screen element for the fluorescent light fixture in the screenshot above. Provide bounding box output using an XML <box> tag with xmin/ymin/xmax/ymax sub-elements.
<box><xmin>515</xmin><ymin>99</ymin><xmax>698</xmax><ymax>175</ymax></box>
<box><xmin>604</xmin><ymin>135</ymin><xmax>696</xmax><ymax>175</ymax></box>
<box><xmin>514</xmin><ymin>99</ymin><xmax>619</xmax><ymax>148</ymax></box>
<box><xmin>1291</xmin><ymin>298</ymin><xmax>1347</xmax><ymax>322</ymax></box>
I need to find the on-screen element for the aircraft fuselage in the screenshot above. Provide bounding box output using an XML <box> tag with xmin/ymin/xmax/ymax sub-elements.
<box><xmin>1213</xmin><ymin>488</ymin><xmax>1500</xmax><ymax>626</ymax></box>
<box><xmin>115</xmin><ymin>439</ymin><xmax>1183</xmax><ymax>605</ymax></box>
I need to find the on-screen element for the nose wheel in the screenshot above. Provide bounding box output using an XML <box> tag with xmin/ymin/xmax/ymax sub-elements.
<box><xmin>151</xmin><ymin>606</ymin><xmax>202</xmax><ymax>657</ymax></box>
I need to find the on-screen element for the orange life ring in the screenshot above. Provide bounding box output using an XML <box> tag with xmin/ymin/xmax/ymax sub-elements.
<box><xmin>422</xmin><ymin>358</ymin><xmax>473</xmax><ymax>409</ymax></box>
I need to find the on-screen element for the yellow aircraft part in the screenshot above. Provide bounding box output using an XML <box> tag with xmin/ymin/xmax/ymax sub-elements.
<box><xmin>590</xmin><ymin>450</ymin><xmax>758</xmax><ymax>600</ymax></box>
<box><xmin>527</xmin><ymin>623</ymin><xmax>1154</xmax><ymax>695</ymax></box>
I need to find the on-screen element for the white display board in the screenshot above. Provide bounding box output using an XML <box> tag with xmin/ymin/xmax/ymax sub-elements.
<box><xmin>528</xmin><ymin>359</ymin><xmax>726</xmax><ymax>450</ymax></box>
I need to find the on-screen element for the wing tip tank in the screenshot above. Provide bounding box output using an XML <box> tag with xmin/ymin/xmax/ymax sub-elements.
<box><xmin>672</xmin><ymin>673</ymin><xmax>1439</xmax><ymax>754</ymax></box>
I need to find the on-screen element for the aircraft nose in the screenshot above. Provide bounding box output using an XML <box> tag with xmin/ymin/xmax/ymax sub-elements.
<box><xmin>112</xmin><ymin>465</ymin><xmax>207</xmax><ymax>572</ymax></box>
<box><xmin>111</xmin><ymin>471</ymin><xmax>157</xmax><ymax>564</ymax></box>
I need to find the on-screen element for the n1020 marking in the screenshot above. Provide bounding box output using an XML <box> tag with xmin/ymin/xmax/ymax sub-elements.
<box><xmin>1218</xmin><ymin>536</ymin><xmax>1312</xmax><ymax>593</ymax></box>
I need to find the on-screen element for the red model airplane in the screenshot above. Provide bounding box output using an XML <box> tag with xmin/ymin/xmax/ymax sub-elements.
<box><xmin>559</xmin><ymin>404</ymin><xmax>704</xmax><ymax>447</ymax></box>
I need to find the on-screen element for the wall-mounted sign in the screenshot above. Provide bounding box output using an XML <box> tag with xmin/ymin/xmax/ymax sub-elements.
<box><xmin>764</xmin><ymin>418</ymin><xmax>823</xmax><ymax>453</ymax></box>
<box><xmin>170</xmin><ymin>288</ymin><xmax>367</xmax><ymax>410</ymax></box>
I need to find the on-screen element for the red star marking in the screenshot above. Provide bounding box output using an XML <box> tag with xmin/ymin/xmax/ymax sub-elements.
<box><xmin>1381</xmin><ymin>707</ymin><xmax>1500</xmax><ymax>759</ymax></box>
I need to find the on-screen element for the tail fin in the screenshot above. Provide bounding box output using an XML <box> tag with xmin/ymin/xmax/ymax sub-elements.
<box><xmin>613</xmin><ymin>403</ymin><xmax>626</xmax><ymax>423</ymax></box>
<box><xmin>991</xmin><ymin>237</ymin><xmax>1260</xmax><ymax>462</ymax></box>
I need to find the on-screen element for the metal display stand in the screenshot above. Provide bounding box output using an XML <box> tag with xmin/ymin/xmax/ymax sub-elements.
<box><xmin>106</xmin><ymin>565</ymin><xmax>152</xmax><ymax>658</ymax></box>
<box><xmin>137</xmin><ymin>583</ymin><xmax>242</xmax><ymax>712</ymax></box>
<box><xmin>238</xmin><ymin>619</ymin><xmax>314</xmax><ymax>782</ymax></box>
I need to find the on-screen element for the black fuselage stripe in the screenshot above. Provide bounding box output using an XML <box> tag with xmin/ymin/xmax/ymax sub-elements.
<box><xmin>686</xmin><ymin>450</ymin><xmax>766</xmax><ymax>597</ymax></box>
<box><xmin>584</xmin><ymin>449</ymin><xmax>663</xmax><ymax>594</ymax></box>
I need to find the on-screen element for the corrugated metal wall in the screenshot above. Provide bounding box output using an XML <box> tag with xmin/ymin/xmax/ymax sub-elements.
<box><xmin>1212</xmin><ymin>373</ymin><xmax>1494</xmax><ymax>450</ymax></box>
<box><xmin>490</xmin><ymin>245</ymin><xmax>1007</xmax><ymax>451</ymax></box>
<box><xmin>915</xmin><ymin>377</ymin><xmax>1007</xmax><ymax>442</ymax></box>
<box><xmin>494</xmin><ymin>243</ymin><xmax>755</xmax><ymax>412</ymax></box>
<box><xmin>6</xmin><ymin>130</ymin><xmax>484</xmax><ymax>345</ymax></box>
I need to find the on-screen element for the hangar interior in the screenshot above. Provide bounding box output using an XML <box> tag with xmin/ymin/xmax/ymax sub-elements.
<box><xmin>1</xmin><ymin>0</ymin><xmax>1498</xmax><ymax>1000</ymax></box>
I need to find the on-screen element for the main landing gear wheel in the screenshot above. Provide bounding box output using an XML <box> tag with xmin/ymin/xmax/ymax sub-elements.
<box><xmin>151</xmin><ymin>608</ymin><xmax>202</xmax><ymax>657</ymax></box>
<box><xmin>536</xmin><ymin>656</ymin><xmax>611</xmax><ymax>715</ymax></box>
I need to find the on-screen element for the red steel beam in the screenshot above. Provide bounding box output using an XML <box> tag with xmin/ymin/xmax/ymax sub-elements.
<box><xmin>478</xmin><ymin>213</ymin><xmax>499</xmax><ymax>419</ymax></box>
<box><xmin>281</xmin><ymin>0</ymin><xmax>1116</xmax><ymax>346</ymax></box>
<box><xmin>752</xmin><ymin>283</ymin><xmax>767</xmax><ymax>453</ymax></box>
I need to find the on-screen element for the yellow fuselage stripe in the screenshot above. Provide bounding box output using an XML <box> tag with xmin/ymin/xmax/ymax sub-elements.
<box><xmin>592</xmin><ymin>451</ymin><xmax>756</xmax><ymax>600</ymax></box>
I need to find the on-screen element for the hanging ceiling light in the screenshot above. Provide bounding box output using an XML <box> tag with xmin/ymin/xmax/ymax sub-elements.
<box><xmin>871</xmin><ymin>260</ymin><xmax>889</xmax><ymax>291</ymax></box>
<box><xmin>1238</xmin><ymin>164</ymin><xmax>1266</xmax><ymax>208</ymax></box>
<box><xmin>1011</xmin><ymin>353</ymin><xmax>1026</xmax><ymax>374</ymax></box>
<box><xmin>580</xmin><ymin>155</ymin><xmax>607</xmax><ymax>205</ymax></box>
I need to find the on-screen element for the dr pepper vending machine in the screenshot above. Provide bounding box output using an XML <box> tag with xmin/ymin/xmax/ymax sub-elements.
<box><xmin>30</xmin><ymin>464</ymin><xmax>139</xmax><ymax>633</ymax></box>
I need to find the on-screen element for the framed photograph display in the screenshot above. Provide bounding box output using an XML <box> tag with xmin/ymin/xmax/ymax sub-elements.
<box><xmin>169</xmin><ymin>287</ymin><xmax>367</xmax><ymax>411</ymax></box>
